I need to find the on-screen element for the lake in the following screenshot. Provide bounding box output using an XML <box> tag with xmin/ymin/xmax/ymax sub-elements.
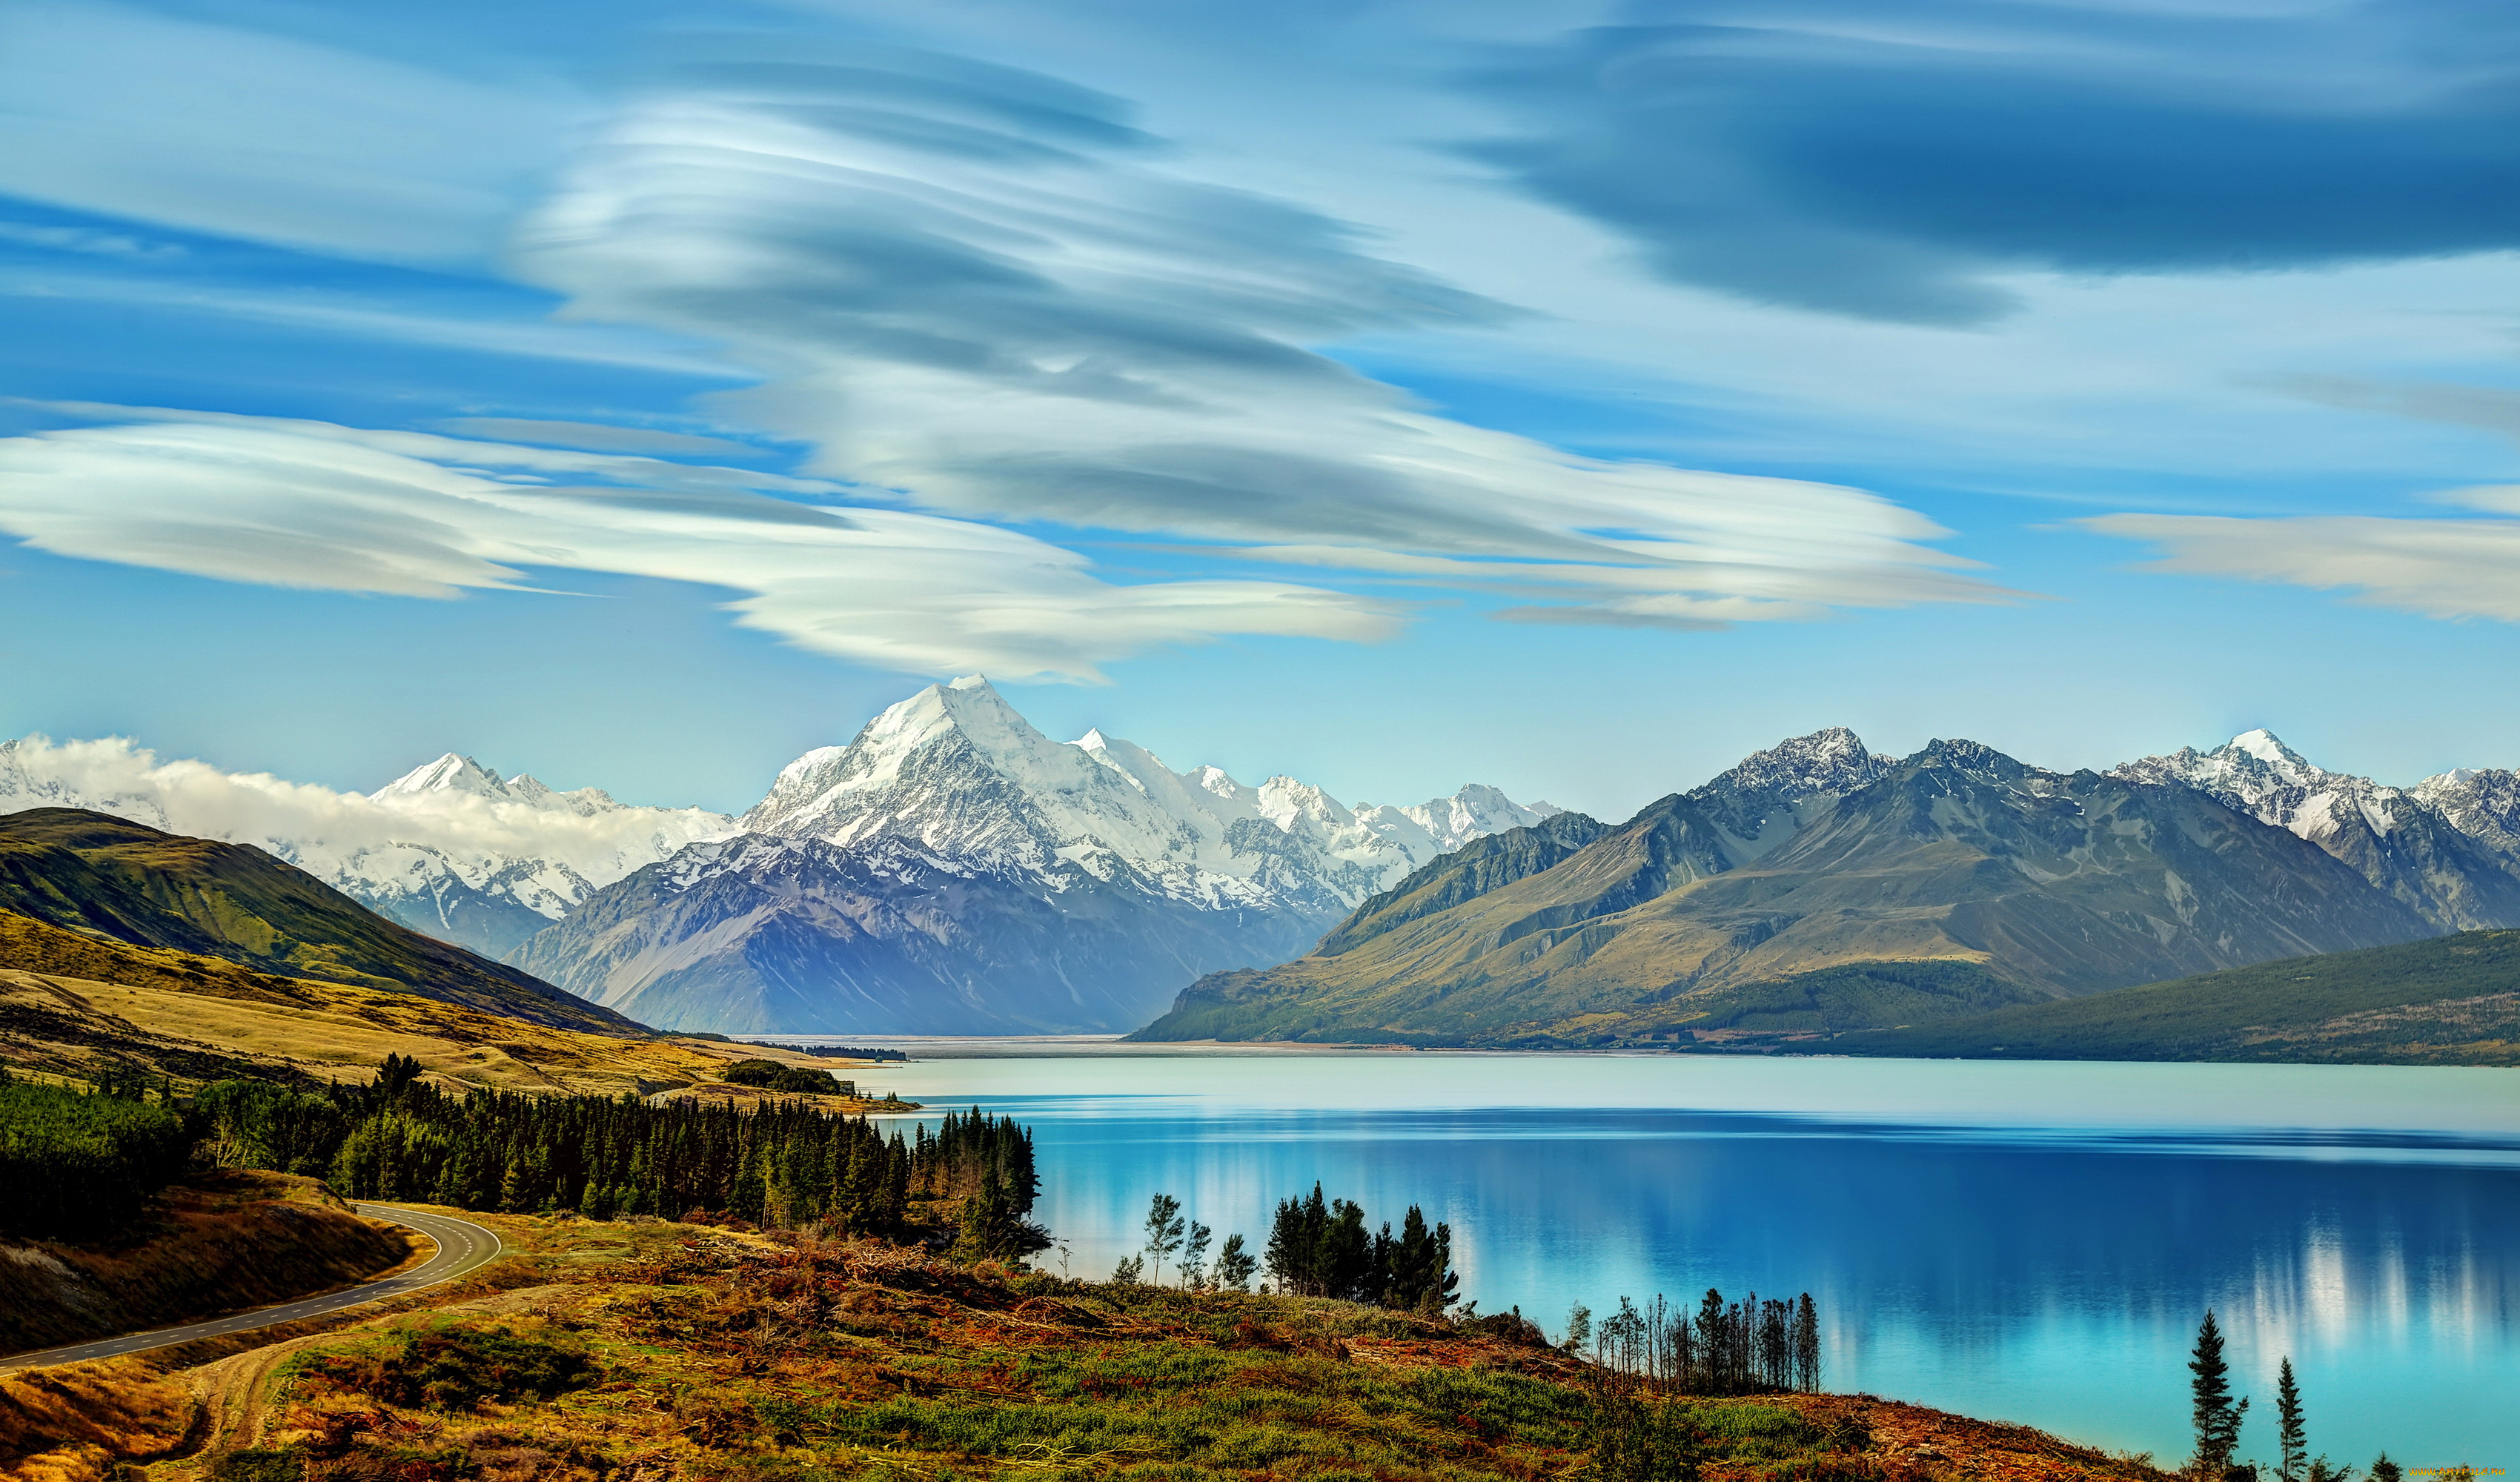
<box><xmin>838</xmin><ymin>1048</ymin><xmax>2518</xmax><ymax>1469</ymax></box>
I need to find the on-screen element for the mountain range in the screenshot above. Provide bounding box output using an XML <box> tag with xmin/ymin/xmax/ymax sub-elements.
<box><xmin>10</xmin><ymin>694</ymin><xmax>2520</xmax><ymax>1042</ymax></box>
<box><xmin>1136</xmin><ymin>728</ymin><xmax>2520</xmax><ymax>1046</ymax></box>
<box><xmin>511</xmin><ymin>677</ymin><xmax>1556</xmax><ymax>1033</ymax></box>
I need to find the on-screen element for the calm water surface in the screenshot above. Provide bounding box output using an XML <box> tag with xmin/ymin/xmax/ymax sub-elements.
<box><xmin>836</xmin><ymin>1049</ymin><xmax>2518</xmax><ymax>1467</ymax></box>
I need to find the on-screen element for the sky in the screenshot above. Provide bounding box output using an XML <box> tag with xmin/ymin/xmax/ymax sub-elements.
<box><xmin>3</xmin><ymin>0</ymin><xmax>2519</xmax><ymax>821</ymax></box>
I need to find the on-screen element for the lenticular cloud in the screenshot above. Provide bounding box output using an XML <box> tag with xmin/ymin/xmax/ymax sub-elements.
<box><xmin>0</xmin><ymin>413</ymin><xmax>1396</xmax><ymax>681</ymax></box>
<box><xmin>510</xmin><ymin>41</ymin><xmax>2009</xmax><ymax>630</ymax></box>
<box><xmin>0</xmin><ymin>44</ymin><xmax>2014</xmax><ymax>675</ymax></box>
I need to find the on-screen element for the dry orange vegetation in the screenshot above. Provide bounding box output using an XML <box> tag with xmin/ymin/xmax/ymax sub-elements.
<box><xmin>0</xmin><ymin>910</ymin><xmax>895</xmax><ymax>1099</ymax></box>
<box><xmin>0</xmin><ymin>1211</ymin><xmax>2167</xmax><ymax>1482</ymax></box>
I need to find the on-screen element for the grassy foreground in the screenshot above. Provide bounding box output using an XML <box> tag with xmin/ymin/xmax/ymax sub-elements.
<box><xmin>1</xmin><ymin>1213</ymin><xmax>2169</xmax><ymax>1482</ymax></box>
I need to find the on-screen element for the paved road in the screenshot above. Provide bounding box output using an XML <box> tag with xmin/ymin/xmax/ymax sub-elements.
<box><xmin>0</xmin><ymin>1204</ymin><xmax>503</xmax><ymax>1375</ymax></box>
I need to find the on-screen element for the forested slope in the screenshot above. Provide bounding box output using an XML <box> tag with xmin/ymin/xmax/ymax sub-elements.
<box><xmin>1842</xmin><ymin>928</ymin><xmax>2520</xmax><ymax>1065</ymax></box>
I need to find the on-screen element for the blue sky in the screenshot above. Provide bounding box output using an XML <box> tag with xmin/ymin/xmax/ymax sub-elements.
<box><xmin>3</xmin><ymin>0</ymin><xmax>2519</xmax><ymax>820</ymax></box>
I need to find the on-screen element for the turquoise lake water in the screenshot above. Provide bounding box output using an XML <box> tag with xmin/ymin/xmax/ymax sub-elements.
<box><xmin>835</xmin><ymin>1048</ymin><xmax>2518</xmax><ymax>1468</ymax></box>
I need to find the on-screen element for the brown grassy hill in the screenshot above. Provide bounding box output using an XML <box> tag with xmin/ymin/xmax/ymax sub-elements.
<box><xmin>0</xmin><ymin>908</ymin><xmax>879</xmax><ymax>1098</ymax></box>
<box><xmin>0</xmin><ymin>809</ymin><xmax>635</xmax><ymax>1034</ymax></box>
<box><xmin>1138</xmin><ymin>742</ymin><xmax>2430</xmax><ymax>1046</ymax></box>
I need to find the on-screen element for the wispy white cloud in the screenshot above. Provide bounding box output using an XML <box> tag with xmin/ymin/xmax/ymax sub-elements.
<box><xmin>0</xmin><ymin>413</ymin><xmax>1398</xmax><ymax>679</ymax></box>
<box><xmin>510</xmin><ymin>41</ymin><xmax>2010</xmax><ymax>629</ymax></box>
<box><xmin>0</xmin><ymin>219</ymin><xmax>183</xmax><ymax>259</ymax></box>
<box><xmin>2085</xmin><ymin>487</ymin><xmax>2520</xmax><ymax>623</ymax></box>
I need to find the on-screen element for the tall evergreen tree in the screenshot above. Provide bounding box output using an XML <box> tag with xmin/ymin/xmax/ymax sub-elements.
<box><xmin>1791</xmin><ymin>1293</ymin><xmax>1821</xmax><ymax>1392</ymax></box>
<box><xmin>2275</xmin><ymin>1358</ymin><xmax>2307</xmax><ymax>1482</ymax></box>
<box><xmin>2190</xmin><ymin>1311</ymin><xmax>2249</xmax><ymax>1480</ymax></box>
<box><xmin>1143</xmin><ymin>1192</ymin><xmax>1185</xmax><ymax>1285</ymax></box>
<box><xmin>1212</xmin><ymin>1232</ymin><xmax>1257</xmax><ymax>1291</ymax></box>
<box><xmin>2369</xmin><ymin>1455</ymin><xmax>2400</xmax><ymax>1482</ymax></box>
<box><xmin>1179</xmin><ymin>1220</ymin><xmax>1213</xmax><ymax>1289</ymax></box>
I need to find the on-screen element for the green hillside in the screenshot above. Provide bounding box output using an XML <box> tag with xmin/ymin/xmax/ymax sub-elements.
<box><xmin>0</xmin><ymin>808</ymin><xmax>640</xmax><ymax>1034</ymax></box>
<box><xmin>1840</xmin><ymin>929</ymin><xmax>2520</xmax><ymax>1065</ymax></box>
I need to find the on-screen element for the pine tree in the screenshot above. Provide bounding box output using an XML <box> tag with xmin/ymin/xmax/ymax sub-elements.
<box><xmin>2190</xmin><ymin>1311</ymin><xmax>2249</xmax><ymax>1480</ymax></box>
<box><xmin>1179</xmin><ymin>1220</ymin><xmax>1213</xmax><ymax>1289</ymax></box>
<box><xmin>1791</xmin><ymin>1292</ymin><xmax>1821</xmax><ymax>1392</ymax></box>
<box><xmin>1143</xmin><ymin>1192</ymin><xmax>1185</xmax><ymax>1285</ymax></box>
<box><xmin>2369</xmin><ymin>1455</ymin><xmax>2400</xmax><ymax>1482</ymax></box>
<box><xmin>1212</xmin><ymin>1232</ymin><xmax>1257</xmax><ymax>1291</ymax></box>
<box><xmin>2275</xmin><ymin>1358</ymin><xmax>2306</xmax><ymax>1482</ymax></box>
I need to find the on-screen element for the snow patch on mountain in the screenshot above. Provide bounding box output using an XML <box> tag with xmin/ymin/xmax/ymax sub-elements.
<box><xmin>1687</xmin><ymin>725</ymin><xmax>1895</xmax><ymax>860</ymax></box>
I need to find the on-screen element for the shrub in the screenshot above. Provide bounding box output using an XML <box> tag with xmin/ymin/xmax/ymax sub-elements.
<box><xmin>306</xmin><ymin>1326</ymin><xmax>597</xmax><ymax>1412</ymax></box>
<box><xmin>717</xmin><ymin>1060</ymin><xmax>843</xmax><ymax>1095</ymax></box>
<box><xmin>212</xmin><ymin>1451</ymin><xmax>306</xmax><ymax>1482</ymax></box>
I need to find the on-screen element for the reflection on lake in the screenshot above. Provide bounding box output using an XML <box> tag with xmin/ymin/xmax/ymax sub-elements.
<box><xmin>842</xmin><ymin>1050</ymin><xmax>2518</xmax><ymax>1466</ymax></box>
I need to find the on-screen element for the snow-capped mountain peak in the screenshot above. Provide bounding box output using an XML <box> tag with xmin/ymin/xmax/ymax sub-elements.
<box><xmin>0</xmin><ymin>734</ymin><xmax>732</xmax><ymax>955</ymax></box>
<box><xmin>2115</xmin><ymin>730</ymin><xmax>2355</xmax><ymax>820</ymax></box>
<box><xmin>2226</xmin><ymin>728</ymin><xmax>2312</xmax><ymax>771</ymax></box>
<box><xmin>374</xmin><ymin>752</ymin><xmax>511</xmax><ymax>802</ymax></box>
<box><xmin>2414</xmin><ymin>765</ymin><xmax>2520</xmax><ymax>859</ymax></box>
<box><xmin>2111</xmin><ymin>731</ymin><xmax>2520</xmax><ymax>931</ymax></box>
<box><xmin>728</xmin><ymin>679</ymin><xmax>1550</xmax><ymax>916</ymax></box>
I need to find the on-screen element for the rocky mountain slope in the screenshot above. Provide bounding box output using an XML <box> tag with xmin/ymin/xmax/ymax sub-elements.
<box><xmin>0</xmin><ymin>808</ymin><xmax>640</xmax><ymax>1033</ymax></box>
<box><xmin>1135</xmin><ymin>732</ymin><xmax>2435</xmax><ymax>1046</ymax></box>
<box><xmin>514</xmin><ymin>677</ymin><xmax>1556</xmax><ymax>1033</ymax></box>
<box><xmin>0</xmin><ymin>737</ymin><xmax>729</xmax><ymax>956</ymax></box>
<box><xmin>2113</xmin><ymin>729</ymin><xmax>2520</xmax><ymax>929</ymax></box>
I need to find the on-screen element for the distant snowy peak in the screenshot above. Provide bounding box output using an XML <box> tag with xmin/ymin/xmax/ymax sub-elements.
<box><xmin>2113</xmin><ymin>730</ymin><xmax>2401</xmax><ymax>839</ymax></box>
<box><xmin>374</xmin><ymin>752</ymin><xmax>628</xmax><ymax>819</ymax></box>
<box><xmin>2413</xmin><ymin>768</ymin><xmax>2520</xmax><ymax>857</ymax></box>
<box><xmin>2110</xmin><ymin>730</ymin><xmax>2520</xmax><ymax>931</ymax></box>
<box><xmin>726</xmin><ymin>676</ymin><xmax>1549</xmax><ymax>911</ymax></box>
<box><xmin>0</xmin><ymin>734</ymin><xmax>733</xmax><ymax>954</ymax></box>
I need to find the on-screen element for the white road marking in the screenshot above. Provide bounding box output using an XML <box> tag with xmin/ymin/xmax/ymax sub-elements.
<box><xmin>0</xmin><ymin>1205</ymin><xmax>503</xmax><ymax>1375</ymax></box>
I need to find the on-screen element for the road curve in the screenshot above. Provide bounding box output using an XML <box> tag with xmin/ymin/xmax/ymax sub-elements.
<box><xmin>0</xmin><ymin>1204</ymin><xmax>503</xmax><ymax>1376</ymax></box>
